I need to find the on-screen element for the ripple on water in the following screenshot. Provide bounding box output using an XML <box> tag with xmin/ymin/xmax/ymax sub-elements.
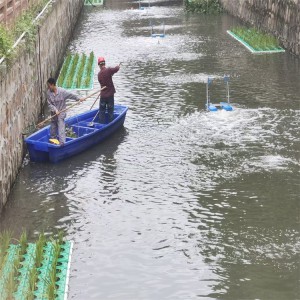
<box><xmin>1</xmin><ymin>2</ymin><xmax>300</xmax><ymax>300</ymax></box>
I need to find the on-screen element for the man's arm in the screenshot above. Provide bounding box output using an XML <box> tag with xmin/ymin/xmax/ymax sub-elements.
<box><xmin>62</xmin><ymin>89</ymin><xmax>81</xmax><ymax>101</ymax></box>
<box><xmin>109</xmin><ymin>65</ymin><xmax>120</xmax><ymax>75</ymax></box>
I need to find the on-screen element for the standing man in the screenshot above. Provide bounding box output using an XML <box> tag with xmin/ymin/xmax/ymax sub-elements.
<box><xmin>47</xmin><ymin>78</ymin><xmax>83</xmax><ymax>146</ymax></box>
<box><xmin>97</xmin><ymin>57</ymin><xmax>120</xmax><ymax>123</ymax></box>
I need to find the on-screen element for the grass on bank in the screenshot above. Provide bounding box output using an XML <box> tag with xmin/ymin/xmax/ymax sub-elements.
<box><xmin>184</xmin><ymin>0</ymin><xmax>223</xmax><ymax>14</ymax></box>
<box><xmin>0</xmin><ymin>0</ymin><xmax>50</xmax><ymax>63</ymax></box>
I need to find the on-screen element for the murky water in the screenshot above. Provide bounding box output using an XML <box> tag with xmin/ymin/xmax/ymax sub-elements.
<box><xmin>1</xmin><ymin>0</ymin><xmax>300</xmax><ymax>299</ymax></box>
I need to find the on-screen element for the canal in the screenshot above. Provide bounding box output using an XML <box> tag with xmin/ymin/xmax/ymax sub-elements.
<box><xmin>1</xmin><ymin>0</ymin><xmax>299</xmax><ymax>299</ymax></box>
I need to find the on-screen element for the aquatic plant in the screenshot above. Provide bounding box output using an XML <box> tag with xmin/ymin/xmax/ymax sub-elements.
<box><xmin>65</xmin><ymin>53</ymin><xmax>79</xmax><ymax>88</ymax></box>
<box><xmin>57</xmin><ymin>53</ymin><xmax>72</xmax><ymax>87</ymax></box>
<box><xmin>230</xmin><ymin>26</ymin><xmax>280</xmax><ymax>50</ymax></box>
<box><xmin>35</xmin><ymin>232</ymin><xmax>46</xmax><ymax>268</ymax></box>
<box><xmin>5</xmin><ymin>268</ymin><xmax>17</xmax><ymax>299</ymax></box>
<box><xmin>185</xmin><ymin>0</ymin><xmax>223</xmax><ymax>14</ymax></box>
<box><xmin>0</xmin><ymin>230</ymin><xmax>12</xmax><ymax>268</ymax></box>
<box><xmin>76</xmin><ymin>53</ymin><xmax>87</xmax><ymax>87</ymax></box>
<box><xmin>0</xmin><ymin>230</ymin><xmax>69</xmax><ymax>299</ymax></box>
<box><xmin>27</xmin><ymin>267</ymin><xmax>37</xmax><ymax>299</ymax></box>
<box><xmin>19</xmin><ymin>231</ymin><xmax>28</xmax><ymax>256</ymax></box>
<box><xmin>59</xmin><ymin>52</ymin><xmax>95</xmax><ymax>89</ymax></box>
<box><xmin>84</xmin><ymin>51</ymin><xmax>95</xmax><ymax>87</ymax></box>
<box><xmin>46</xmin><ymin>238</ymin><xmax>62</xmax><ymax>299</ymax></box>
<box><xmin>57</xmin><ymin>230</ymin><xmax>65</xmax><ymax>245</ymax></box>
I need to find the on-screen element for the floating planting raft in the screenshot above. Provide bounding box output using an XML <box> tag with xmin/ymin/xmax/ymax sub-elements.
<box><xmin>227</xmin><ymin>26</ymin><xmax>285</xmax><ymax>54</ymax></box>
<box><xmin>84</xmin><ymin>0</ymin><xmax>103</xmax><ymax>5</ymax></box>
<box><xmin>57</xmin><ymin>52</ymin><xmax>96</xmax><ymax>90</ymax></box>
<box><xmin>0</xmin><ymin>231</ymin><xmax>73</xmax><ymax>300</ymax></box>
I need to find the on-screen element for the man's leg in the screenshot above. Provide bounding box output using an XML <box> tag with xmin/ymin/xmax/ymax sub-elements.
<box><xmin>50</xmin><ymin>116</ymin><xmax>58</xmax><ymax>139</ymax></box>
<box><xmin>99</xmin><ymin>98</ymin><xmax>107</xmax><ymax>123</ymax></box>
<box><xmin>57</xmin><ymin>114</ymin><xmax>66</xmax><ymax>144</ymax></box>
<box><xmin>107</xmin><ymin>96</ymin><xmax>114</xmax><ymax>122</ymax></box>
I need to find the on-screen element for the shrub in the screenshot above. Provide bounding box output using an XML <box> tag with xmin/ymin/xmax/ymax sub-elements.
<box><xmin>0</xmin><ymin>25</ymin><xmax>14</xmax><ymax>59</ymax></box>
<box><xmin>185</xmin><ymin>0</ymin><xmax>223</xmax><ymax>14</ymax></box>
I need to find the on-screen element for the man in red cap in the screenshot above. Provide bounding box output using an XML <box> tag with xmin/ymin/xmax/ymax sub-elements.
<box><xmin>97</xmin><ymin>57</ymin><xmax>120</xmax><ymax>123</ymax></box>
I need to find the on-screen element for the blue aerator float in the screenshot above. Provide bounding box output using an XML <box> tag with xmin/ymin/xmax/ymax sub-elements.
<box><xmin>139</xmin><ymin>0</ymin><xmax>150</xmax><ymax>10</ymax></box>
<box><xmin>150</xmin><ymin>21</ymin><xmax>165</xmax><ymax>38</ymax></box>
<box><xmin>206</xmin><ymin>76</ymin><xmax>233</xmax><ymax>112</ymax></box>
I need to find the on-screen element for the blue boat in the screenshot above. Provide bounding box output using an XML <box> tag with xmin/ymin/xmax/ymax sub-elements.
<box><xmin>25</xmin><ymin>105</ymin><xmax>128</xmax><ymax>163</ymax></box>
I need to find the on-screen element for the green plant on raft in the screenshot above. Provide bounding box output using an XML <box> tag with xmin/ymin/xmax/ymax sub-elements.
<box><xmin>57</xmin><ymin>53</ymin><xmax>72</xmax><ymax>87</ymax></box>
<box><xmin>230</xmin><ymin>26</ymin><xmax>280</xmax><ymax>50</ymax></box>
<box><xmin>65</xmin><ymin>54</ymin><xmax>79</xmax><ymax>88</ymax></box>
<box><xmin>5</xmin><ymin>267</ymin><xmax>18</xmax><ymax>299</ymax></box>
<box><xmin>19</xmin><ymin>231</ymin><xmax>28</xmax><ymax>256</ymax></box>
<box><xmin>46</xmin><ymin>238</ymin><xmax>61</xmax><ymax>299</ymax></box>
<box><xmin>184</xmin><ymin>0</ymin><xmax>223</xmax><ymax>14</ymax></box>
<box><xmin>76</xmin><ymin>53</ymin><xmax>87</xmax><ymax>87</ymax></box>
<box><xmin>27</xmin><ymin>266</ymin><xmax>38</xmax><ymax>299</ymax></box>
<box><xmin>6</xmin><ymin>247</ymin><xmax>21</xmax><ymax>300</ymax></box>
<box><xmin>84</xmin><ymin>52</ymin><xmax>95</xmax><ymax>87</ymax></box>
<box><xmin>0</xmin><ymin>231</ymin><xmax>71</xmax><ymax>300</ymax></box>
<box><xmin>14</xmin><ymin>247</ymin><xmax>21</xmax><ymax>269</ymax></box>
<box><xmin>0</xmin><ymin>230</ymin><xmax>12</xmax><ymax>268</ymax></box>
<box><xmin>57</xmin><ymin>230</ymin><xmax>65</xmax><ymax>245</ymax></box>
<box><xmin>46</xmin><ymin>273</ymin><xmax>57</xmax><ymax>300</ymax></box>
<box><xmin>35</xmin><ymin>232</ymin><xmax>46</xmax><ymax>268</ymax></box>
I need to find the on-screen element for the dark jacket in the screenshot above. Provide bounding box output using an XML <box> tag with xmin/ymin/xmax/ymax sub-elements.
<box><xmin>98</xmin><ymin>66</ymin><xmax>120</xmax><ymax>98</ymax></box>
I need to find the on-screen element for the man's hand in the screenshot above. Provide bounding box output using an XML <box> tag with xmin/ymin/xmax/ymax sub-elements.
<box><xmin>79</xmin><ymin>98</ymin><xmax>84</xmax><ymax>103</ymax></box>
<box><xmin>55</xmin><ymin>109</ymin><xmax>60</xmax><ymax>116</ymax></box>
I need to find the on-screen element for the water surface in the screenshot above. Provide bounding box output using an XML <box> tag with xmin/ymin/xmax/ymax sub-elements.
<box><xmin>1</xmin><ymin>0</ymin><xmax>299</xmax><ymax>299</ymax></box>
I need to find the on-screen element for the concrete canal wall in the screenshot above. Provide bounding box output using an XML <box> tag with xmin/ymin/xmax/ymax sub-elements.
<box><xmin>0</xmin><ymin>0</ymin><xmax>84</xmax><ymax>211</ymax></box>
<box><xmin>219</xmin><ymin>0</ymin><xmax>300</xmax><ymax>56</ymax></box>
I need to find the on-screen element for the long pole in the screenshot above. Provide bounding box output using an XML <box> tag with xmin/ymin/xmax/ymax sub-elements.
<box><xmin>206</xmin><ymin>78</ymin><xmax>209</xmax><ymax>109</ymax></box>
<box><xmin>89</xmin><ymin>93</ymin><xmax>100</xmax><ymax>110</ymax></box>
<box><xmin>227</xmin><ymin>80</ymin><xmax>230</xmax><ymax>104</ymax></box>
<box><xmin>224</xmin><ymin>76</ymin><xmax>230</xmax><ymax>104</ymax></box>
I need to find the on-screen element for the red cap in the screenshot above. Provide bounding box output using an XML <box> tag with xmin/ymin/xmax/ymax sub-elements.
<box><xmin>98</xmin><ymin>57</ymin><xmax>105</xmax><ymax>65</ymax></box>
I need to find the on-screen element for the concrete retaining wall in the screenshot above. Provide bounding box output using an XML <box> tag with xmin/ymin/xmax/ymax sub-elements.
<box><xmin>0</xmin><ymin>0</ymin><xmax>84</xmax><ymax>211</ymax></box>
<box><xmin>219</xmin><ymin>0</ymin><xmax>300</xmax><ymax>56</ymax></box>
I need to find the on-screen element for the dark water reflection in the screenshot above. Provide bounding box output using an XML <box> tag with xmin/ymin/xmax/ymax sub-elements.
<box><xmin>1</xmin><ymin>0</ymin><xmax>299</xmax><ymax>299</ymax></box>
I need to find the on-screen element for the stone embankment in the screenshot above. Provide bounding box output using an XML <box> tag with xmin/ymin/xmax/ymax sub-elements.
<box><xmin>0</xmin><ymin>0</ymin><xmax>84</xmax><ymax>211</ymax></box>
<box><xmin>220</xmin><ymin>0</ymin><xmax>300</xmax><ymax>56</ymax></box>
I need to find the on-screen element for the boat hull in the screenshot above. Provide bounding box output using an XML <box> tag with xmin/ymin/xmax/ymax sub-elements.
<box><xmin>25</xmin><ymin>105</ymin><xmax>128</xmax><ymax>163</ymax></box>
